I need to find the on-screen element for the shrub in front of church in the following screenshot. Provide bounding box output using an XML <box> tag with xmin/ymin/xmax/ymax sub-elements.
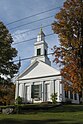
<box><xmin>51</xmin><ymin>93</ymin><xmax>57</xmax><ymax>104</ymax></box>
<box><xmin>15</xmin><ymin>96</ymin><xmax>22</xmax><ymax>114</ymax></box>
<box><xmin>15</xmin><ymin>96</ymin><xmax>22</xmax><ymax>104</ymax></box>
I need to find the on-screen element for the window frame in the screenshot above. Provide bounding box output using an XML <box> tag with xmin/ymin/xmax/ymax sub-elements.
<box><xmin>37</xmin><ymin>48</ymin><xmax>41</xmax><ymax>56</ymax></box>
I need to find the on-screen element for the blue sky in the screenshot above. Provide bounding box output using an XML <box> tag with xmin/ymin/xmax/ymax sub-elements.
<box><xmin>0</xmin><ymin>0</ymin><xmax>65</xmax><ymax>74</ymax></box>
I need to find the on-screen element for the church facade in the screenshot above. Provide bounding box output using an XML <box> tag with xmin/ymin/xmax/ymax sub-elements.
<box><xmin>15</xmin><ymin>29</ymin><xmax>79</xmax><ymax>104</ymax></box>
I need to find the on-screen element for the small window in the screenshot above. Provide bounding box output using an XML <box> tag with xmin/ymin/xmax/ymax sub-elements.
<box><xmin>37</xmin><ymin>48</ymin><xmax>41</xmax><ymax>56</ymax></box>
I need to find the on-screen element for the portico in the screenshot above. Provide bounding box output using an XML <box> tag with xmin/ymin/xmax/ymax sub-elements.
<box><xmin>16</xmin><ymin>75</ymin><xmax>62</xmax><ymax>103</ymax></box>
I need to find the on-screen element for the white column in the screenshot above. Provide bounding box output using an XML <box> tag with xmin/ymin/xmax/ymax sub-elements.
<box><xmin>24</xmin><ymin>85</ymin><xmax>27</xmax><ymax>103</ymax></box>
<box><xmin>62</xmin><ymin>84</ymin><xmax>65</xmax><ymax>102</ymax></box>
<box><xmin>77</xmin><ymin>94</ymin><xmax>80</xmax><ymax>104</ymax></box>
<box><xmin>21</xmin><ymin>83</ymin><xmax>25</xmax><ymax>101</ymax></box>
<box><xmin>23</xmin><ymin>83</ymin><xmax>26</xmax><ymax>102</ymax></box>
<box><xmin>68</xmin><ymin>91</ymin><xmax>70</xmax><ymax>99</ymax></box>
<box><xmin>15</xmin><ymin>81</ymin><xmax>19</xmax><ymax>99</ymax></box>
<box><xmin>49</xmin><ymin>80</ymin><xmax>54</xmax><ymax>101</ymax></box>
<box><xmin>50</xmin><ymin>80</ymin><xmax>54</xmax><ymax>95</ymax></box>
<box><xmin>42</xmin><ymin>81</ymin><xmax>45</xmax><ymax>102</ymax></box>
<box><xmin>59</xmin><ymin>80</ymin><xmax>63</xmax><ymax>102</ymax></box>
<box><xmin>29</xmin><ymin>83</ymin><xmax>32</xmax><ymax>102</ymax></box>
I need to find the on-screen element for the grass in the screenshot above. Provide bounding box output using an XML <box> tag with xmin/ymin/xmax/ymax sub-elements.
<box><xmin>0</xmin><ymin>104</ymin><xmax>83</xmax><ymax>124</ymax></box>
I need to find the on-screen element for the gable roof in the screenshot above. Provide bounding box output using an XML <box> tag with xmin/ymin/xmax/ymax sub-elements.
<box><xmin>18</xmin><ymin>60</ymin><xmax>60</xmax><ymax>80</ymax></box>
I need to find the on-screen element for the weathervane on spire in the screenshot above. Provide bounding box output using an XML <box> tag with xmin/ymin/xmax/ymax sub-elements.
<box><xmin>40</xmin><ymin>24</ymin><xmax>43</xmax><ymax>32</ymax></box>
<box><xmin>38</xmin><ymin>24</ymin><xmax>45</xmax><ymax>36</ymax></box>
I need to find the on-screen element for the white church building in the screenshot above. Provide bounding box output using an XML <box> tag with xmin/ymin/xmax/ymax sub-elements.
<box><xmin>15</xmin><ymin>29</ymin><xmax>79</xmax><ymax>104</ymax></box>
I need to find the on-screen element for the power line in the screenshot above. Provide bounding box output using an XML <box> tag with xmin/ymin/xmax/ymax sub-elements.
<box><xmin>13</xmin><ymin>52</ymin><xmax>53</xmax><ymax>63</ymax></box>
<box><xmin>13</xmin><ymin>37</ymin><xmax>36</xmax><ymax>45</ymax></box>
<box><xmin>6</xmin><ymin>6</ymin><xmax>61</xmax><ymax>25</ymax></box>
<box><xmin>13</xmin><ymin>33</ymin><xmax>54</xmax><ymax>45</ymax></box>
<box><xmin>12</xmin><ymin>24</ymin><xmax>51</xmax><ymax>36</ymax></box>
<box><xmin>9</xmin><ymin>15</ymin><xmax>54</xmax><ymax>30</ymax></box>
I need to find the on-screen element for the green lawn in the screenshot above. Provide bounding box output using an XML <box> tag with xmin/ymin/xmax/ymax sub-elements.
<box><xmin>0</xmin><ymin>105</ymin><xmax>83</xmax><ymax>124</ymax></box>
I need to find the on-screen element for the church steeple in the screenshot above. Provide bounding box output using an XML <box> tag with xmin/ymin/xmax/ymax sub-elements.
<box><xmin>31</xmin><ymin>28</ymin><xmax>51</xmax><ymax>65</ymax></box>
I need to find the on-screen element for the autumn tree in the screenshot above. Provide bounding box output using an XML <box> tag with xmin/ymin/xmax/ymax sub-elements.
<box><xmin>52</xmin><ymin>0</ymin><xmax>83</xmax><ymax>92</ymax></box>
<box><xmin>0</xmin><ymin>83</ymin><xmax>15</xmax><ymax>105</ymax></box>
<box><xmin>0</xmin><ymin>21</ymin><xmax>19</xmax><ymax>83</ymax></box>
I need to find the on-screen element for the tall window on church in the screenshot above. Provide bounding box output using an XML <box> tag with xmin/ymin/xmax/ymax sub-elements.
<box><xmin>37</xmin><ymin>48</ymin><xmax>41</xmax><ymax>56</ymax></box>
<box><xmin>31</xmin><ymin>84</ymin><xmax>42</xmax><ymax>100</ymax></box>
<box><xmin>45</xmin><ymin>49</ymin><xmax>47</xmax><ymax>56</ymax></box>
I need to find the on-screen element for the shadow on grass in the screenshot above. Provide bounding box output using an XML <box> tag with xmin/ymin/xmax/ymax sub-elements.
<box><xmin>21</xmin><ymin>105</ymin><xmax>83</xmax><ymax>114</ymax></box>
<box><xmin>38</xmin><ymin>104</ymin><xmax>83</xmax><ymax>113</ymax></box>
<box><xmin>51</xmin><ymin>105</ymin><xmax>83</xmax><ymax>113</ymax></box>
<box><xmin>0</xmin><ymin>118</ymin><xmax>82</xmax><ymax>124</ymax></box>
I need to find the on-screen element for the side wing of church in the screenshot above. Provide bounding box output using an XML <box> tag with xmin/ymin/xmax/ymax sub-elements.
<box><xmin>15</xmin><ymin>29</ymin><xmax>79</xmax><ymax>104</ymax></box>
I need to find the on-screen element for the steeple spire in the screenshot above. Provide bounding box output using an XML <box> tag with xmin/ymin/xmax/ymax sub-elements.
<box><xmin>38</xmin><ymin>26</ymin><xmax>45</xmax><ymax>35</ymax></box>
<box><xmin>31</xmin><ymin>28</ymin><xmax>51</xmax><ymax>65</ymax></box>
<box><xmin>37</xmin><ymin>27</ymin><xmax>45</xmax><ymax>42</ymax></box>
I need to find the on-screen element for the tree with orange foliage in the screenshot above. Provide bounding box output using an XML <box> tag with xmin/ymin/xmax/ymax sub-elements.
<box><xmin>0</xmin><ymin>83</ymin><xmax>15</xmax><ymax>105</ymax></box>
<box><xmin>52</xmin><ymin>0</ymin><xmax>83</xmax><ymax>92</ymax></box>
